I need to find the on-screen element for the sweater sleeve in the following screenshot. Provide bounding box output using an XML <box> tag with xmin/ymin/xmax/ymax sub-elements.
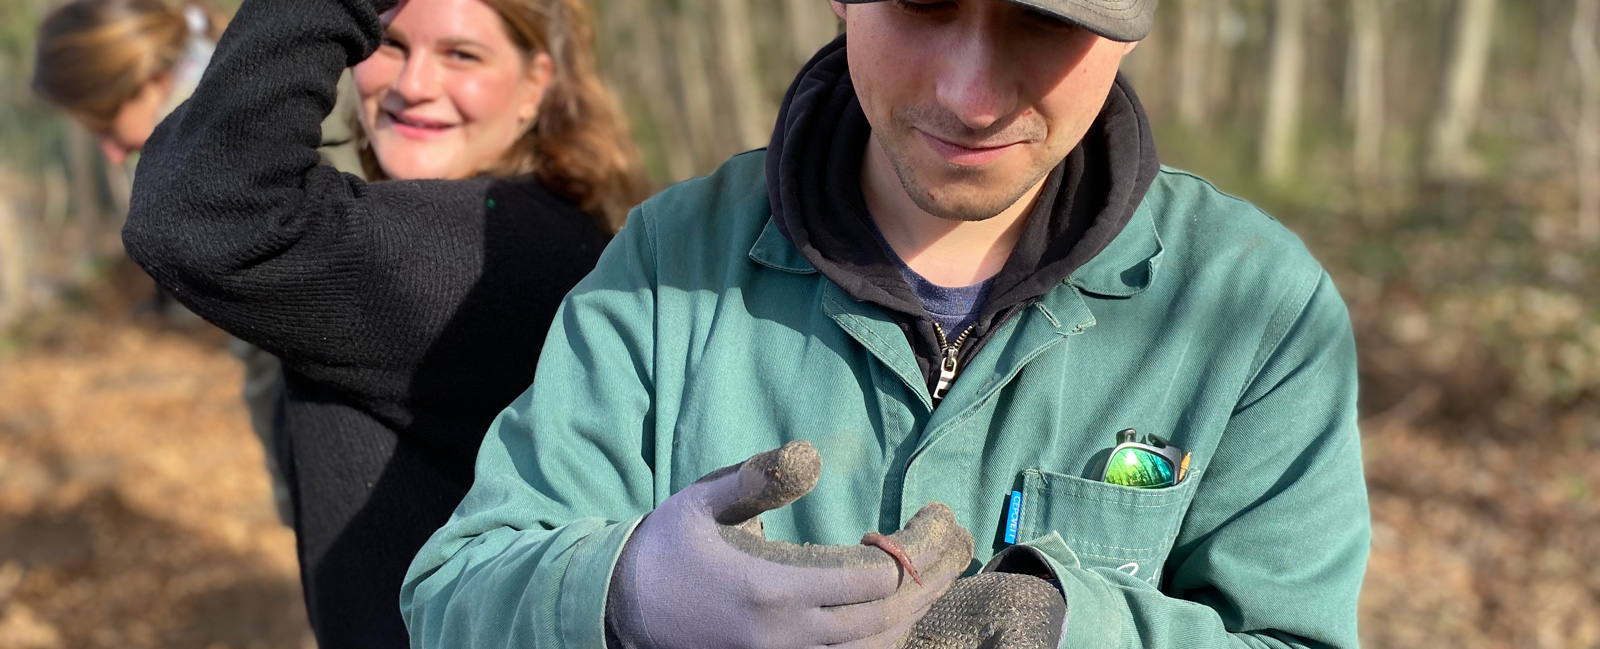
<box><xmin>1002</xmin><ymin>271</ymin><xmax>1368</xmax><ymax>649</ymax></box>
<box><xmin>122</xmin><ymin>0</ymin><xmax>606</xmax><ymax>431</ymax></box>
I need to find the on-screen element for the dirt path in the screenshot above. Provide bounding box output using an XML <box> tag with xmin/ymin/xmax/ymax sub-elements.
<box><xmin>0</xmin><ymin>305</ymin><xmax>310</xmax><ymax>649</ymax></box>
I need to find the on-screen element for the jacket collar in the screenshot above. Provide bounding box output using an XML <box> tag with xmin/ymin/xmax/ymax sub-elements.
<box><xmin>1067</xmin><ymin>200</ymin><xmax>1163</xmax><ymax>298</ymax></box>
<box><xmin>749</xmin><ymin>216</ymin><xmax>816</xmax><ymax>274</ymax></box>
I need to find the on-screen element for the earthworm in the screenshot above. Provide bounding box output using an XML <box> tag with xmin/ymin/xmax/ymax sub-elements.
<box><xmin>861</xmin><ymin>532</ymin><xmax>923</xmax><ymax>587</ymax></box>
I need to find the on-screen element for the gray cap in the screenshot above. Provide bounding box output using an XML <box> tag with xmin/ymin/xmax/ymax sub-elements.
<box><xmin>835</xmin><ymin>0</ymin><xmax>1157</xmax><ymax>42</ymax></box>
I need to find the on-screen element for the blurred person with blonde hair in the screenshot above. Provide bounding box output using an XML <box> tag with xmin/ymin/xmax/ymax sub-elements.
<box><xmin>32</xmin><ymin>0</ymin><xmax>226</xmax><ymax>166</ymax></box>
<box><xmin>117</xmin><ymin>0</ymin><xmax>648</xmax><ymax>643</ymax></box>
<box><xmin>31</xmin><ymin>0</ymin><xmax>367</xmax><ymax>532</ymax></box>
<box><xmin>32</xmin><ymin>0</ymin><xmax>367</xmax><ymax>169</ymax></box>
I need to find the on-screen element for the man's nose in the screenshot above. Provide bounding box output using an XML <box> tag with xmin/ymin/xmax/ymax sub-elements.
<box><xmin>97</xmin><ymin>136</ymin><xmax>130</xmax><ymax>166</ymax></box>
<box><xmin>393</xmin><ymin>54</ymin><xmax>442</xmax><ymax>103</ymax></box>
<box><xmin>933</xmin><ymin>33</ymin><xmax>1018</xmax><ymax>132</ymax></box>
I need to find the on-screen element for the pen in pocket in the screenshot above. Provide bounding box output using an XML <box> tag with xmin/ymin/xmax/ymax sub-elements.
<box><xmin>1004</xmin><ymin>490</ymin><xmax>1022</xmax><ymax>544</ymax></box>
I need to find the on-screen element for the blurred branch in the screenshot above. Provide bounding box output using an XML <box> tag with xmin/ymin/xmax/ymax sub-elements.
<box><xmin>0</xmin><ymin>186</ymin><xmax>29</xmax><ymax>329</ymax></box>
<box><xmin>708</xmin><ymin>0</ymin><xmax>772</xmax><ymax>152</ymax></box>
<box><xmin>601</xmin><ymin>0</ymin><xmax>696</xmax><ymax>179</ymax></box>
<box><xmin>1175</xmin><ymin>0</ymin><xmax>1213</xmax><ymax>127</ymax></box>
<box><xmin>669</xmin><ymin>0</ymin><xmax>723</xmax><ymax>169</ymax></box>
<box><xmin>783</xmin><ymin>0</ymin><xmax>837</xmax><ymax>74</ymax></box>
<box><xmin>1428</xmin><ymin>0</ymin><xmax>1497</xmax><ymax>180</ymax></box>
<box><xmin>1260</xmin><ymin>0</ymin><xmax>1305</xmax><ymax>184</ymax></box>
<box><xmin>1347</xmin><ymin>0</ymin><xmax>1385</xmax><ymax>183</ymax></box>
<box><xmin>1204</xmin><ymin>1</ymin><xmax>1240</xmax><ymax>126</ymax></box>
<box><xmin>64</xmin><ymin>122</ymin><xmax>102</xmax><ymax>228</ymax></box>
<box><xmin>1572</xmin><ymin>0</ymin><xmax>1600</xmax><ymax>244</ymax></box>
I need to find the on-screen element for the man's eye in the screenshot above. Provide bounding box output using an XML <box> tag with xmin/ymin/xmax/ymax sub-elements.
<box><xmin>891</xmin><ymin>0</ymin><xmax>954</xmax><ymax>16</ymax></box>
<box><xmin>378</xmin><ymin>37</ymin><xmax>405</xmax><ymax>51</ymax></box>
<box><xmin>448</xmin><ymin>50</ymin><xmax>481</xmax><ymax>63</ymax></box>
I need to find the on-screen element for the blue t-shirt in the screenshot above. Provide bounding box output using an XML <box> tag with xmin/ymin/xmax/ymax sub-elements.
<box><xmin>869</xmin><ymin>222</ymin><xmax>995</xmax><ymax>340</ymax></box>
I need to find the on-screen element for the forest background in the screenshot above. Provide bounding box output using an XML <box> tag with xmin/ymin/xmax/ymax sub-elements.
<box><xmin>1</xmin><ymin>0</ymin><xmax>1598</xmax><ymax>647</ymax></box>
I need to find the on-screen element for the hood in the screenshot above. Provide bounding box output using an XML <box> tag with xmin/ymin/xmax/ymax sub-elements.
<box><xmin>764</xmin><ymin>34</ymin><xmax>1161</xmax><ymax>381</ymax></box>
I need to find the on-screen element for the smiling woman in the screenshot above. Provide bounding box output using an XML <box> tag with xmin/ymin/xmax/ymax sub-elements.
<box><xmin>354</xmin><ymin>0</ymin><xmax>644</xmax><ymax>228</ymax></box>
<box><xmin>356</xmin><ymin>0</ymin><xmax>547</xmax><ymax>181</ymax></box>
<box><xmin>115</xmin><ymin>0</ymin><xmax>648</xmax><ymax>644</ymax></box>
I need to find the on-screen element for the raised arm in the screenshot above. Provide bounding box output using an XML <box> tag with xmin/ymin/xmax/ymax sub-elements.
<box><xmin>123</xmin><ymin>0</ymin><xmax>606</xmax><ymax>419</ymax></box>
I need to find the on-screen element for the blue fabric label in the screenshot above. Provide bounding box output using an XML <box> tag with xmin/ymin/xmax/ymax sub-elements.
<box><xmin>1004</xmin><ymin>490</ymin><xmax>1022</xmax><ymax>544</ymax></box>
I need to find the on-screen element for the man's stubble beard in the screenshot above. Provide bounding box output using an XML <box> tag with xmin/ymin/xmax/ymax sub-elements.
<box><xmin>881</xmin><ymin>108</ymin><xmax>1056</xmax><ymax>222</ymax></box>
<box><xmin>884</xmin><ymin>146</ymin><xmax>1053</xmax><ymax>222</ymax></box>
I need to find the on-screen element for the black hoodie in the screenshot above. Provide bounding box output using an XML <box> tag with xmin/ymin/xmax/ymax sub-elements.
<box><xmin>766</xmin><ymin>36</ymin><xmax>1161</xmax><ymax>398</ymax></box>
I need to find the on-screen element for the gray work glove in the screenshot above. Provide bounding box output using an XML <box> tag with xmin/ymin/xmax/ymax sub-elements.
<box><xmin>899</xmin><ymin>573</ymin><xmax>1067</xmax><ymax>649</ymax></box>
<box><xmin>606</xmin><ymin>441</ymin><xmax>974</xmax><ymax>649</ymax></box>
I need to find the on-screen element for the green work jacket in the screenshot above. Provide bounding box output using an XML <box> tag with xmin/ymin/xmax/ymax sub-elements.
<box><xmin>402</xmin><ymin>151</ymin><xmax>1369</xmax><ymax>649</ymax></box>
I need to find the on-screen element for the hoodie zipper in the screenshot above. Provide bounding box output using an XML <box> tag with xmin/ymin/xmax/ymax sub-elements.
<box><xmin>931</xmin><ymin>322</ymin><xmax>974</xmax><ymax>404</ymax></box>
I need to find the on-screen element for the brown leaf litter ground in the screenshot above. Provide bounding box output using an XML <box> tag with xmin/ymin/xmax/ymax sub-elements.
<box><xmin>0</xmin><ymin>269</ymin><xmax>311</xmax><ymax>649</ymax></box>
<box><xmin>0</xmin><ymin>267</ymin><xmax>1596</xmax><ymax>649</ymax></box>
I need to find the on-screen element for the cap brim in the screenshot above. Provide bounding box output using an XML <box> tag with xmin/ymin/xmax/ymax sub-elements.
<box><xmin>834</xmin><ymin>0</ymin><xmax>1155</xmax><ymax>42</ymax></box>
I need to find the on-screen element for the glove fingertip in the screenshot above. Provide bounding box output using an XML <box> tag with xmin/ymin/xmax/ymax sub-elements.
<box><xmin>893</xmin><ymin>502</ymin><xmax>974</xmax><ymax>556</ymax></box>
<box><xmin>712</xmin><ymin>440</ymin><xmax>822</xmax><ymax>525</ymax></box>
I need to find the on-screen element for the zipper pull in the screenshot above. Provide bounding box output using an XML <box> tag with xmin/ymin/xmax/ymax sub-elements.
<box><xmin>931</xmin><ymin>323</ymin><xmax>971</xmax><ymax>404</ymax></box>
<box><xmin>933</xmin><ymin>346</ymin><xmax>959</xmax><ymax>402</ymax></box>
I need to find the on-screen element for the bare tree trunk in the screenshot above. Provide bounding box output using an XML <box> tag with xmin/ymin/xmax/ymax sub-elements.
<box><xmin>102</xmin><ymin>156</ymin><xmax>133</xmax><ymax>258</ymax></box>
<box><xmin>784</xmin><ymin>0</ymin><xmax>837</xmax><ymax>71</ymax></box>
<box><xmin>42</xmin><ymin>164</ymin><xmax>68</xmax><ymax>228</ymax></box>
<box><xmin>0</xmin><ymin>192</ymin><xmax>29</xmax><ymax>328</ymax></box>
<box><xmin>1573</xmin><ymin>0</ymin><xmax>1600</xmax><ymax>243</ymax></box>
<box><xmin>1120</xmin><ymin>23</ymin><xmax>1166</xmax><ymax>113</ymax></box>
<box><xmin>1206</xmin><ymin>1</ymin><xmax>1241</xmax><ymax>126</ymax></box>
<box><xmin>1175</xmin><ymin>0</ymin><xmax>1213</xmax><ymax>127</ymax></box>
<box><xmin>106</xmin><ymin>161</ymin><xmax>131</xmax><ymax>218</ymax></box>
<box><xmin>1259</xmin><ymin>0</ymin><xmax>1305</xmax><ymax>184</ymax></box>
<box><xmin>1537</xmin><ymin>1</ymin><xmax>1574</xmax><ymax>102</ymax></box>
<box><xmin>607</xmin><ymin>0</ymin><xmax>697</xmax><ymax>180</ymax></box>
<box><xmin>708</xmin><ymin>0</ymin><xmax>775</xmax><ymax>152</ymax></box>
<box><xmin>1347</xmin><ymin>0</ymin><xmax>1385</xmax><ymax>181</ymax></box>
<box><xmin>64</xmin><ymin>122</ymin><xmax>102</xmax><ymax>226</ymax></box>
<box><xmin>671</xmin><ymin>0</ymin><xmax>724</xmax><ymax>172</ymax></box>
<box><xmin>63</xmin><ymin>122</ymin><xmax>103</xmax><ymax>273</ymax></box>
<box><xmin>1428</xmin><ymin>0</ymin><xmax>1497</xmax><ymax>179</ymax></box>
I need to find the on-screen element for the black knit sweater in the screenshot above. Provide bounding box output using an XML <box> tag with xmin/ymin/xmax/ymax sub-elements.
<box><xmin>121</xmin><ymin>0</ymin><xmax>609</xmax><ymax>644</ymax></box>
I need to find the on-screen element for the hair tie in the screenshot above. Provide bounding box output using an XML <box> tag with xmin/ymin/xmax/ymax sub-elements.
<box><xmin>182</xmin><ymin>4</ymin><xmax>208</xmax><ymax>38</ymax></box>
<box><xmin>165</xmin><ymin>3</ymin><xmax>217</xmax><ymax>112</ymax></box>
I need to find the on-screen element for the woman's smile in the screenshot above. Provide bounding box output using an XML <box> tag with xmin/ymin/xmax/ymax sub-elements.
<box><xmin>383</xmin><ymin>110</ymin><xmax>459</xmax><ymax>140</ymax></box>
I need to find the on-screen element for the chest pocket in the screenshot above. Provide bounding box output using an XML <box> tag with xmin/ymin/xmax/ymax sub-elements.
<box><xmin>1017</xmin><ymin>468</ymin><xmax>1200</xmax><ymax>585</ymax></box>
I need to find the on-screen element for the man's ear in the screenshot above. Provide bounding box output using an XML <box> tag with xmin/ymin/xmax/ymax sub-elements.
<box><xmin>1124</xmin><ymin>40</ymin><xmax>1140</xmax><ymax>54</ymax></box>
<box><xmin>830</xmin><ymin>1</ymin><xmax>847</xmax><ymax>21</ymax></box>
